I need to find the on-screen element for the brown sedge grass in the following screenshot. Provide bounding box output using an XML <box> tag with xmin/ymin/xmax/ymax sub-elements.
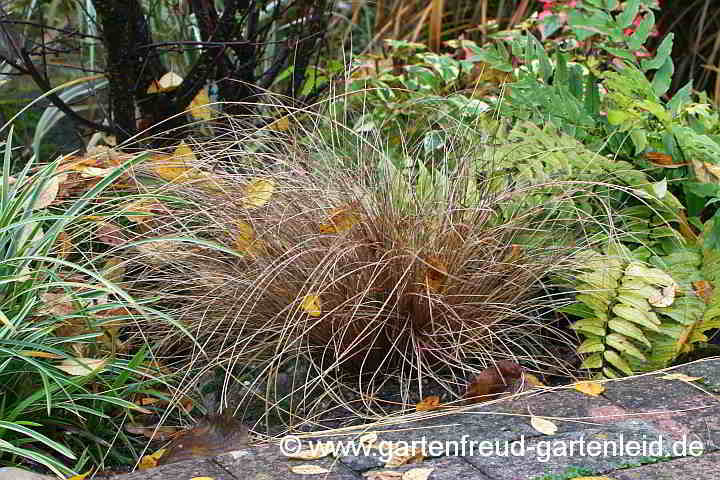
<box><xmin>90</xmin><ymin>82</ymin><xmax>640</xmax><ymax>438</ymax></box>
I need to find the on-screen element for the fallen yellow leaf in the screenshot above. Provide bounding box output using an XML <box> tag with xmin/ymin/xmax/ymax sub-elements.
<box><xmin>150</xmin><ymin>141</ymin><xmax>198</xmax><ymax>182</ymax></box>
<box><xmin>188</xmin><ymin>88</ymin><xmax>213</xmax><ymax>121</ymax></box>
<box><xmin>234</xmin><ymin>220</ymin><xmax>267</xmax><ymax>256</ymax></box>
<box><xmin>661</xmin><ymin>373</ymin><xmax>703</xmax><ymax>382</ymax></box>
<box><xmin>415</xmin><ymin>395</ymin><xmax>441</xmax><ymax>411</ymax></box>
<box><xmin>300</xmin><ymin>294</ymin><xmax>322</xmax><ymax>317</ymax></box>
<box><xmin>574</xmin><ymin>381</ymin><xmax>606</xmax><ymax>396</ymax></box>
<box><xmin>267</xmin><ymin>115</ymin><xmax>290</xmax><ymax>131</ymax></box>
<box><xmin>189</xmin><ymin>477</ymin><xmax>216</xmax><ymax>480</ymax></box>
<box><xmin>75</xmin><ymin>165</ymin><xmax>116</xmax><ymax>178</ymax></box>
<box><xmin>289</xmin><ymin>464</ymin><xmax>331</xmax><ymax>475</ymax></box>
<box><xmin>139</xmin><ymin>448</ymin><xmax>166</xmax><ymax>470</ymax></box>
<box><xmin>241</xmin><ymin>178</ymin><xmax>275</xmax><ymax>208</ymax></box>
<box><xmin>523</xmin><ymin>373</ymin><xmax>547</xmax><ymax>387</ymax></box>
<box><xmin>189</xmin><ymin>170</ymin><xmax>226</xmax><ymax>192</ymax></box>
<box><xmin>319</xmin><ymin>206</ymin><xmax>360</xmax><ymax>233</ymax></box>
<box><xmin>530</xmin><ymin>416</ymin><xmax>558</xmax><ymax>435</ymax></box>
<box><xmin>65</xmin><ymin>470</ymin><xmax>92</xmax><ymax>480</ymax></box>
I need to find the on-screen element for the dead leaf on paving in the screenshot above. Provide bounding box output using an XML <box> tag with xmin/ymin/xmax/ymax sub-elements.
<box><xmin>660</xmin><ymin>373</ymin><xmax>703</xmax><ymax>382</ymax></box>
<box><xmin>359</xmin><ymin>432</ymin><xmax>378</xmax><ymax>446</ymax></box>
<box><xmin>284</xmin><ymin>442</ymin><xmax>335</xmax><ymax>460</ymax></box>
<box><xmin>465</xmin><ymin>360</ymin><xmax>523</xmax><ymax>403</ymax></box>
<box><xmin>530</xmin><ymin>416</ymin><xmax>558</xmax><ymax>435</ymax></box>
<box><xmin>380</xmin><ymin>441</ymin><xmax>425</xmax><ymax>467</ymax></box>
<box><xmin>289</xmin><ymin>465</ymin><xmax>331</xmax><ymax>475</ymax></box>
<box><xmin>362</xmin><ymin>472</ymin><xmax>402</xmax><ymax>479</ymax></box>
<box><xmin>139</xmin><ymin>448</ymin><xmax>166</xmax><ymax>470</ymax></box>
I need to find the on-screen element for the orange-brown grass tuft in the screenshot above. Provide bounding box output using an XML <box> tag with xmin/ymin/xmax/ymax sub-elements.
<box><xmin>113</xmin><ymin>117</ymin><xmax>596</xmax><ymax>425</ymax></box>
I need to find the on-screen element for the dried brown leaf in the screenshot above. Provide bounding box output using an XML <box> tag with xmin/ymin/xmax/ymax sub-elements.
<box><xmin>415</xmin><ymin>395</ymin><xmax>441</xmax><ymax>411</ymax></box>
<box><xmin>95</xmin><ymin>222</ymin><xmax>128</xmax><ymax>246</ymax></box>
<box><xmin>465</xmin><ymin>360</ymin><xmax>523</xmax><ymax>403</ymax></box>
<box><xmin>53</xmin><ymin>231</ymin><xmax>72</xmax><ymax>259</ymax></box>
<box><xmin>693</xmin><ymin>280</ymin><xmax>713</xmax><ymax>304</ymax></box>
<box><xmin>56</xmin><ymin>357</ymin><xmax>107</xmax><ymax>376</ymax></box>
<box><xmin>289</xmin><ymin>465</ymin><xmax>331</xmax><ymax>475</ymax></box>
<box><xmin>362</xmin><ymin>472</ymin><xmax>402</xmax><ymax>480</ymax></box>
<box><xmin>424</xmin><ymin>256</ymin><xmax>447</xmax><ymax>293</ymax></box>
<box><xmin>284</xmin><ymin>442</ymin><xmax>334</xmax><ymax>460</ymax></box>
<box><xmin>39</xmin><ymin>292</ymin><xmax>76</xmax><ymax>316</ymax></box>
<box><xmin>381</xmin><ymin>442</ymin><xmax>425</xmax><ymax>467</ymax></box>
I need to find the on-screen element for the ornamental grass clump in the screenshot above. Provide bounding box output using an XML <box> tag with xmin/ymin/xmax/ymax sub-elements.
<box><xmin>117</xmin><ymin>113</ymin><xmax>601</xmax><ymax>423</ymax></box>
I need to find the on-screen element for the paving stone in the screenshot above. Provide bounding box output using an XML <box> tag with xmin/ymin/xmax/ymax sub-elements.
<box><xmin>613</xmin><ymin>451</ymin><xmax>720</xmax><ymax>480</ymax></box>
<box><xmin>320</xmin><ymin>389</ymin><xmax>665</xmax><ymax>471</ymax></box>
<box><xmin>361</xmin><ymin>456</ymin><xmax>492</xmax><ymax>480</ymax></box>
<box><xmin>213</xmin><ymin>444</ymin><xmax>361</xmax><ymax>479</ymax></box>
<box><xmin>0</xmin><ymin>468</ymin><xmax>53</xmax><ymax>480</ymax></box>
<box><xmin>106</xmin><ymin>458</ymin><xmax>238</xmax><ymax>480</ymax></box>
<box><xmin>600</xmin><ymin>368</ymin><xmax>720</xmax><ymax>449</ymax></box>
<box><xmin>463</xmin><ymin>421</ymin><xmax>675</xmax><ymax>480</ymax></box>
<box><xmin>101</xmin><ymin>359</ymin><xmax>720</xmax><ymax>480</ymax></box>
<box><xmin>673</xmin><ymin>359</ymin><xmax>720</xmax><ymax>386</ymax></box>
<box><xmin>602</xmin><ymin>373</ymin><xmax>712</xmax><ymax>411</ymax></box>
<box><xmin>356</xmin><ymin>389</ymin><xmax>613</xmax><ymax>440</ymax></box>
